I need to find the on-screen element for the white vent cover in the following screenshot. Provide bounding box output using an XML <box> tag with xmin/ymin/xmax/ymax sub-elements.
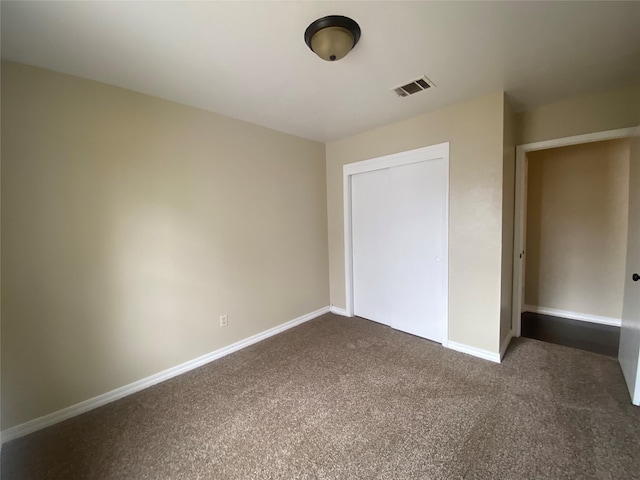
<box><xmin>393</xmin><ymin>76</ymin><xmax>436</xmax><ymax>98</ymax></box>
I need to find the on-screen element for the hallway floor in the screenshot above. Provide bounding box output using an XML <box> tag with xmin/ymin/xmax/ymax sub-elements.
<box><xmin>521</xmin><ymin>311</ymin><xmax>620</xmax><ymax>357</ymax></box>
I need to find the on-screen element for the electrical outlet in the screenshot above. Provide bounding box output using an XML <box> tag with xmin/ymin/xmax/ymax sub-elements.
<box><xmin>219</xmin><ymin>314</ymin><xmax>228</xmax><ymax>327</ymax></box>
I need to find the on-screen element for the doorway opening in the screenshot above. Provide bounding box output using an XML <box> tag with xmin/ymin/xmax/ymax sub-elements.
<box><xmin>512</xmin><ymin>127</ymin><xmax>637</xmax><ymax>358</ymax></box>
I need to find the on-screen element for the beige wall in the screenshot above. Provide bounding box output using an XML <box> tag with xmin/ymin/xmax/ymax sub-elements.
<box><xmin>1</xmin><ymin>61</ymin><xmax>329</xmax><ymax>429</ymax></box>
<box><xmin>500</xmin><ymin>96</ymin><xmax>516</xmax><ymax>345</ymax></box>
<box><xmin>327</xmin><ymin>92</ymin><xmax>505</xmax><ymax>353</ymax></box>
<box><xmin>524</xmin><ymin>139</ymin><xmax>630</xmax><ymax>319</ymax></box>
<box><xmin>517</xmin><ymin>84</ymin><xmax>640</xmax><ymax>145</ymax></box>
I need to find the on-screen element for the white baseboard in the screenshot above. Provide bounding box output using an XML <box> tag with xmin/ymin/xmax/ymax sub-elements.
<box><xmin>446</xmin><ymin>341</ymin><xmax>501</xmax><ymax>364</ymax></box>
<box><xmin>500</xmin><ymin>330</ymin><xmax>513</xmax><ymax>361</ymax></box>
<box><xmin>523</xmin><ymin>305</ymin><xmax>621</xmax><ymax>327</ymax></box>
<box><xmin>1</xmin><ymin>305</ymin><xmax>331</xmax><ymax>445</ymax></box>
<box><xmin>330</xmin><ymin>305</ymin><xmax>350</xmax><ymax>317</ymax></box>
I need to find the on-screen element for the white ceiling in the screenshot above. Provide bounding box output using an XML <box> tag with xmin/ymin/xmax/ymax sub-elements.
<box><xmin>2</xmin><ymin>1</ymin><xmax>639</xmax><ymax>142</ymax></box>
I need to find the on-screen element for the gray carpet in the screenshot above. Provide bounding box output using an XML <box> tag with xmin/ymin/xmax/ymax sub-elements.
<box><xmin>2</xmin><ymin>313</ymin><xmax>640</xmax><ymax>479</ymax></box>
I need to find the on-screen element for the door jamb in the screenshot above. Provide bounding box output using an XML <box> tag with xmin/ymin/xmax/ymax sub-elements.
<box><xmin>512</xmin><ymin>126</ymin><xmax>638</xmax><ymax>337</ymax></box>
<box><xmin>343</xmin><ymin>142</ymin><xmax>450</xmax><ymax>346</ymax></box>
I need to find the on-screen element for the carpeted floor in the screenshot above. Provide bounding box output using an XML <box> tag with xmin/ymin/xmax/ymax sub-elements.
<box><xmin>2</xmin><ymin>313</ymin><xmax>640</xmax><ymax>479</ymax></box>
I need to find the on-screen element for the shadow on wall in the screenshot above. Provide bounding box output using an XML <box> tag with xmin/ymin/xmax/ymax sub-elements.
<box><xmin>2</xmin><ymin>173</ymin><xmax>223</xmax><ymax>430</ymax></box>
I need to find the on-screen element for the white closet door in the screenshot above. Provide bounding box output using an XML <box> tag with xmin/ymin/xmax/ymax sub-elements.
<box><xmin>352</xmin><ymin>158</ymin><xmax>446</xmax><ymax>343</ymax></box>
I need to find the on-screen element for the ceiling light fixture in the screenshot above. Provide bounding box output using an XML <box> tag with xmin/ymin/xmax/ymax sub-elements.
<box><xmin>304</xmin><ymin>15</ymin><xmax>361</xmax><ymax>62</ymax></box>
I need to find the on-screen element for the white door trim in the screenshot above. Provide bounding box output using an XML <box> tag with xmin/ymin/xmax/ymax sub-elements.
<box><xmin>343</xmin><ymin>143</ymin><xmax>450</xmax><ymax>346</ymax></box>
<box><xmin>512</xmin><ymin>126</ymin><xmax>639</xmax><ymax>337</ymax></box>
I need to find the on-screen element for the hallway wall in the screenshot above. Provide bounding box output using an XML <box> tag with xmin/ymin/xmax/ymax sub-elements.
<box><xmin>524</xmin><ymin>139</ymin><xmax>630</xmax><ymax>320</ymax></box>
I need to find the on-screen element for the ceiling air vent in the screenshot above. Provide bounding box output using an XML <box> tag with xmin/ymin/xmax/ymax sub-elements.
<box><xmin>393</xmin><ymin>76</ymin><xmax>435</xmax><ymax>98</ymax></box>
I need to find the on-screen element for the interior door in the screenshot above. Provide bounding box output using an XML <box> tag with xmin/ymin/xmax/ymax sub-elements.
<box><xmin>351</xmin><ymin>157</ymin><xmax>447</xmax><ymax>343</ymax></box>
<box><xmin>619</xmin><ymin>129</ymin><xmax>640</xmax><ymax>405</ymax></box>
